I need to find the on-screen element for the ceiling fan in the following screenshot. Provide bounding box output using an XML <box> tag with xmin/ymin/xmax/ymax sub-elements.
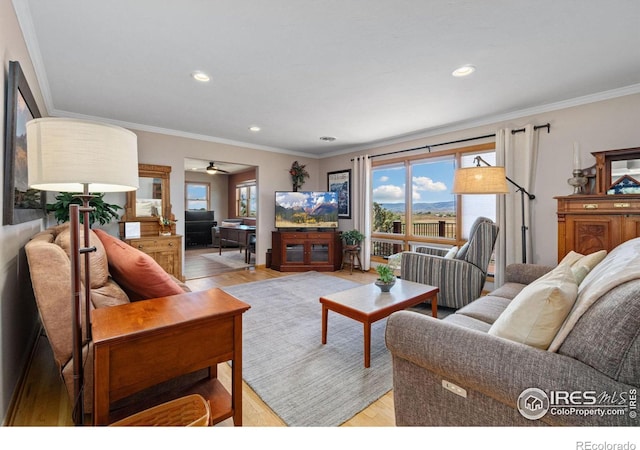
<box><xmin>205</xmin><ymin>161</ymin><xmax>229</xmax><ymax>174</ymax></box>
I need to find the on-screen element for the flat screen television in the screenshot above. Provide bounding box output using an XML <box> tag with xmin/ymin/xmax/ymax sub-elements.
<box><xmin>275</xmin><ymin>191</ymin><xmax>339</xmax><ymax>229</ymax></box>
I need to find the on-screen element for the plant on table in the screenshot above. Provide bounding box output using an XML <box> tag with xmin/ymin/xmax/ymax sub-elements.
<box><xmin>342</xmin><ymin>229</ymin><xmax>365</xmax><ymax>247</ymax></box>
<box><xmin>375</xmin><ymin>264</ymin><xmax>396</xmax><ymax>292</ymax></box>
<box><xmin>376</xmin><ymin>264</ymin><xmax>395</xmax><ymax>284</ymax></box>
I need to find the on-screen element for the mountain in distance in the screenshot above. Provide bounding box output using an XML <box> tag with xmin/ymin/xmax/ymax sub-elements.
<box><xmin>378</xmin><ymin>201</ymin><xmax>455</xmax><ymax>214</ymax></box>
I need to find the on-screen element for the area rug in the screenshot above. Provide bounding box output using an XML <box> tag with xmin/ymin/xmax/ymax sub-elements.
<box><xmin>222</xmin><ymin>272</ymin><xmax>393</xmax><ymax>426</ymax></box>
<box><xmin>201</xmin><ymin>250</ymin><xmax>250</xmax><ymax>269</ymax></box>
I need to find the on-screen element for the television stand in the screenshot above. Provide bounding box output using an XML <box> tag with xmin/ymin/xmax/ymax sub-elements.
<box><xmin>271</xmin><ymin>230</ymin><xmax>342</xmax><ymax>272</ymax></box>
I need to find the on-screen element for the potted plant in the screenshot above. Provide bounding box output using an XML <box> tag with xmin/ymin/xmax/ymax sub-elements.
<box><xmin>375</xmin><ymin>264</ymin><xmax>396</xmax><ymax>292</ymax></box>
<box><xmin>342</xmin><ymin>229</ymin><xmax>365</xmax><ymax>248</ymax></box>
<box><xmin>47</xmin><ymin>192</ymin><xmax>122</xmax><ymax>227</ymax></box>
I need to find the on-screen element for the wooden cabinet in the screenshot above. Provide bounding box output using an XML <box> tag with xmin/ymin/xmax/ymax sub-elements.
<box><xmin>122</xmin><ymin>234</ymin><xmax>183</xmax><ymax>280</ymax></box>
<box><xmin>271</xmin><ymin>231</ymin><xmax>342</xmax><ymax>272</ymax></box>
<box><xmin>556</xmin><ymin>194</ymin><xmax>640</xmax><ymax>262</ymax></box>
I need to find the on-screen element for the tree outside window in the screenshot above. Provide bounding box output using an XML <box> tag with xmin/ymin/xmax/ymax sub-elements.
<box><xmin>236</xmin><ymin>182</ymin><xmax>257</xmax><ymax>217</ymax></box>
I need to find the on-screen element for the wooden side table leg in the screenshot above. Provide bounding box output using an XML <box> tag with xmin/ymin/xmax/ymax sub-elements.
<box><xmin>233</xmin><ymin>314</ymin><xmax>243</xmax><ymax>426</ymax></box>
<box><xmin>364</xmin><ymin>322</ymin><xmax>371</xmax><ymax>368</ymax></box>
<box><xmin>321</xmin><ymin>304</ymin><xmax>328</xmax><ymax>344</ymax></box>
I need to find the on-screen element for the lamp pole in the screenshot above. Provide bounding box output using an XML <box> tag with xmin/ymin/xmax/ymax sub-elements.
<box><xmin>474</xmin><ymin>156</ymin><xmax>535</xmax><ymax>263</ymax></box>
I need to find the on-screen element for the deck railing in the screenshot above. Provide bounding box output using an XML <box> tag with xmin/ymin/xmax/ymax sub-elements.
<box><xmin>371</xmin><ymin>220</ymin><xmax>456</xmax><ymax>258</ymax></box>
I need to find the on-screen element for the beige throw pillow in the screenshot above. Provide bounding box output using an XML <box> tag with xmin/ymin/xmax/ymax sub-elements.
<box><xmin>571</xmin><ymin>250</ymin><xmax>607</xmax><ymax>285</ymax></box>
<box><xmin>488</xmin><ymin>264</ymin><xmax>578</xmax><ymax>350</ymax></box>
<box><xmin>558</xmin><ymin>250</ymin><xmax>607</xmax><ymax>285</ymax></box>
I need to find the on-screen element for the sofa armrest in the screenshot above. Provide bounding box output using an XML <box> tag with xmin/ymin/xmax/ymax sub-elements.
<box><xmin>385</xmin><ymin>310</ymin><xmax>636</xmax><ymax>426</ymax></box>
<box><xmin>505</xmin><ymin>263</ymin><xmax>554</xmax><ymax>285</ymax></box>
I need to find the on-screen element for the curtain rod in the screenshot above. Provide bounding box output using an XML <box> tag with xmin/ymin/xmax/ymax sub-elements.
<box><xmin>351</xmin><ymin>123</ymin><xmax>551</xmax><ymax>161</ymax></box>
<box><xmin>351</xmin><ymin>133</ymin><xmax>495</xmax><ymax>161</ymax></box>
<box><xmin>511</xmin><ymin>123</ymin><xmax>551</xmax><ymax>134</ymax></box>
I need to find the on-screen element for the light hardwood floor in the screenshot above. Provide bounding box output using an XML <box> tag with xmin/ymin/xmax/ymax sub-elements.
<box><xmin>9</xmin><ymin>250</ymin><xmax>395</xmax><ymax>427</ymax></box>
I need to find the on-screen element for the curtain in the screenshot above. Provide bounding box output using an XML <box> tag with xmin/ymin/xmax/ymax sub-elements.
<box><xmin>352</xmin><ymin>155</ymin><xmax>372</xmax><ymax>270</ymax></box>
<box><xmin>495</xmin><ymin>125</ymin><xmax>539</xmax><ymax>286</ymax></box>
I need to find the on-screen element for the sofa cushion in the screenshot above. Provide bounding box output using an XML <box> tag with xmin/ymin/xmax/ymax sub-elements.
<box><xmin>485</xmin><ymin>282</ymin><xmax>526</xmax><ymax>301</ymax></box>
<box><xmin>94</xmin><ymin>229</ymin><xmax>184</xmax><ymax>301</ymax></box>
<box><xmin>54</xmin><ymin>224</ymin><xmax>109</xmax><ymax>290</ymax></box>
<box><xmin>455</xmin><ymin>295</ymin><xmax>513</xmax><ymax>325</ymax></box>
<box><xmin>488</xmin><ymin>264</ymin><xmax>578</xmax><ymax>350</ymax></box>
<box><xmin>91</xmin><ymin>279</ymin><xmax>131</xmax><ymax>308</ymax></box>
<box><xmin>442</xmin><ymin>313</ymin><xmax>492</xmax><ymax>333</ymax></box>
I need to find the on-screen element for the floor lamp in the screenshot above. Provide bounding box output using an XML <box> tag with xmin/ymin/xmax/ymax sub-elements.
<box><xmin>27</xmin><ymin>118</ymin><xmax>138</xmax><ymax>425</ymax></box>
<box><xmin>452</xmin><ymin>156</ymin><xmax>535</xmax><ymax>264</ymax></box>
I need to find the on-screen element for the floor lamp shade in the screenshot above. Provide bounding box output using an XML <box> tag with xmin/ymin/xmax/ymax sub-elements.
<box><xmin>27</xmin><ymin>118</ymin><xmax>138</xmax><ymax>192</ymax></box>
<box><xmin>452</xmin><ymin>166</ymin><xmax>509</xmax><ymax>194</ymax></box>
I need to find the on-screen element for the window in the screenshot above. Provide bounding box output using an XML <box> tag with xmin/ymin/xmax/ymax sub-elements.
<box><xmin>185</xmin><ymin>182</ymin><xmax>210</xmax><ymax>211</ymax></box>
<box><xmin>236</xmin><ymin>181</ymin><xmax>257</xmax><ymax>217</ymax></box>
<box><xmin>371</xmin><ymin>143</ymin><xmax>496</xmax><ymax>261</ymax></box>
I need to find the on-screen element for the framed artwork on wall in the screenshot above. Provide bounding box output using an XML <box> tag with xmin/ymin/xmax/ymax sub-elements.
<box><xmin>3</xmin><ymin>60</ymin><xmax>45</xmax><ymax>225</ymax></box>
<box><xmin>327</xmin><ymin>169</ymin><xmax>351</xmax><ymax>219</ymax></box>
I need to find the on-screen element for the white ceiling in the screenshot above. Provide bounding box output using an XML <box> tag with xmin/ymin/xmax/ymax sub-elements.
<box><xmin>14</xmin><ymin>0</ymin><xmax>640</xmax><ymax>157</ymax></box>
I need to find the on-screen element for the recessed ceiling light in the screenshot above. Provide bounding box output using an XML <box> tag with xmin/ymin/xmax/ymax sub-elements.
<box><xmin>191</xmin><ymin>71</ymin><xmax>210</xmax><ymax>82</ymax></box>
<box><xmin>452</xmin><ymin>65</ymin><xmax>476</xmax><ymax>77</ymax></box>
<box><xmin>249</xmin><ymin>126</ymin><xmax>261</xmax><ymax>132</ymax></box>
<box><xmin>320</xmin><ymin>136</ymin><xmax>336</xmax><ymax>142</ymax></box>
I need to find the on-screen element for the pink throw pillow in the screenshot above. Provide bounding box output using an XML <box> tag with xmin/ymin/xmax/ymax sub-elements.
<box><xmin>93</xmin><ymin>229</ymin><xmax>184</xmax><ymax>301</ymax></box>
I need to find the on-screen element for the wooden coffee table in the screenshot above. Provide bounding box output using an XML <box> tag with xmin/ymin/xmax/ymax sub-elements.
<box><xmin>320</xmin><ymin>279</ymin><xmax>439</xmax><ymax>368</ymax></box>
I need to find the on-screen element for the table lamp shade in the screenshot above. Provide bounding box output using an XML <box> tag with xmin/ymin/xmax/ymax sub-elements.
<box><xmin>27</xmin><ymin>118</ymin><xmax>139</xmax><ymax>192</ymax></box>
<box><xmin>452</xmin><ymin>166</ymin><xmax>509</xmax><ymax>194</ymax></box>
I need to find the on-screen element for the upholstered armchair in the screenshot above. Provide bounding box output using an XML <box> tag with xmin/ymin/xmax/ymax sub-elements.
<box><xmin>400</xmin><ymin>216</ymin><xmax>499</xmax><ymax>309</ymax></box>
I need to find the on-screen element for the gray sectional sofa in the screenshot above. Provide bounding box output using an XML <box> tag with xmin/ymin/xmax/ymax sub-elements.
<box><xmin>386</xmin><ymin>237</ymin><xmax>640</xmax><ymax>426</ymax></box>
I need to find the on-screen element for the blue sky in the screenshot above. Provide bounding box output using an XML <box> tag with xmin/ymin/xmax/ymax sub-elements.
<box><xmin>372</xmin><ymin>159</ymin><xmax>456</xmax><ymax>204</ymax></box>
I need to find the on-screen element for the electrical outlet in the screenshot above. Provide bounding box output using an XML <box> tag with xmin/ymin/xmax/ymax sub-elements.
<box><xmin>442</xmin><ymin>380</ymin><xmax>467</xmax><ymax>398</ymax></box>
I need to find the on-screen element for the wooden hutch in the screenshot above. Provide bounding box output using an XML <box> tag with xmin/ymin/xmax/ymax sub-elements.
<box><xmin>556</xmin><ymin>147</ymin><xmax>640</xmax><ymax>262</ymax></box>
<box><xmin>119</xmin><ymin>163</ymin><xmax>183</xmax><ymax>280</ymax></box>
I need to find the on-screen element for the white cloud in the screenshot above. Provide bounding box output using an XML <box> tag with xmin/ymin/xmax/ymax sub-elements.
<box><xmin>412</xmin><ymin>176</ymin><xmax>447</xmax><ymax>192</ymax></box>
<box><xmin>373</xmin><ymin>184</ymin><xmax>404</xmax><ymax>203</ymax></box>
<box><xmin>379</xmin><ymin>175</ymin><xmax>389</xmax><ymax>182</ymax></box>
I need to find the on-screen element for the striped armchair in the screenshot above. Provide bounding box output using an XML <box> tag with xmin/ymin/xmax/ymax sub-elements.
<box><xmin>400</xmin><ymin>217</ymin><xmax>499</xmax><ymax>309</ymax></box>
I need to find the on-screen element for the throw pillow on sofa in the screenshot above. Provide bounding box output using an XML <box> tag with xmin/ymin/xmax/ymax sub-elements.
<box><xmin>559</xmin><ymin>250</ymin><xmax>607</xmax><ymax>285</ymax></box>
<box><xmin>488</xmin><ymin>264</ymin><xmax>578</xmax><ymax>350</ymax></box>
<box><xmin>94</xmin><ymin>229</ymin><xmax>184</xmax><ymax>301</ymax></box>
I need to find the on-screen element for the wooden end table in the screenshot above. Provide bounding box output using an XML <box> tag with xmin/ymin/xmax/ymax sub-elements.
<box><xmin>92</xmin><ymin>288</ymin><xmax>250</xmax><ymax>426</ymax></box>
<box><xmin>320</xmin><ymin>279</ymin><xmax>438</xmax><ymax>368</ymax></box>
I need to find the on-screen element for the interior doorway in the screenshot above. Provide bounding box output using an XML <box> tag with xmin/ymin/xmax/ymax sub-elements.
<box><xmin>183</xmin><ymin>158</ymin><xmax>257</xmax><ymax>279</ymax></box>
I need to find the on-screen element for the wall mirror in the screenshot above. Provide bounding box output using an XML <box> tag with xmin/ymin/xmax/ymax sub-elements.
<box><xmin>592</xmin><ymin>147</ymin><xmax>640</xmax><ymax>194</ymax></box>
<box><xmin>123</xmin><ymin>163</ymin><xmax>172</xmax><ymax>222</ymax></box>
